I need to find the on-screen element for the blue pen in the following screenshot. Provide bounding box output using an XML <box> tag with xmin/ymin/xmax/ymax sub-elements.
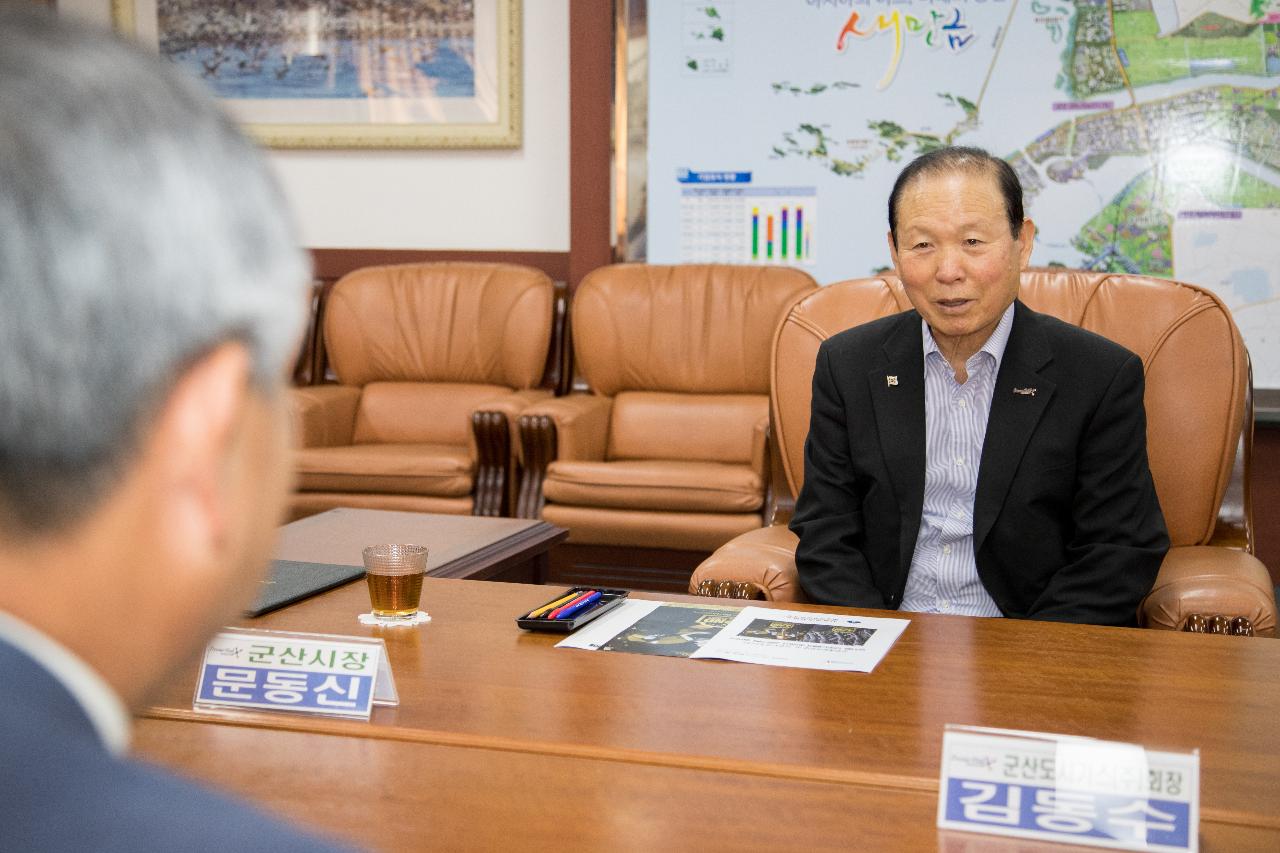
<box><xmin>555</xmin><ymin>590</ymin><xmax>602</xmax><ymax>619</ymax></box>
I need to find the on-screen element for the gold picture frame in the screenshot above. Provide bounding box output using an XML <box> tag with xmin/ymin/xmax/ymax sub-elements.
<box><xmin>112</xmin><ymin>0</ymin><xmax>521</xmax><ymax>149</ymax></box>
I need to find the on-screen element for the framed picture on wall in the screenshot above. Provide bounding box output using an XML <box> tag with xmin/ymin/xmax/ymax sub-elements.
<box><xmin>112</xmin><ymin>0</ymin><xmax>521</xmax><ymax>149</ymax></box>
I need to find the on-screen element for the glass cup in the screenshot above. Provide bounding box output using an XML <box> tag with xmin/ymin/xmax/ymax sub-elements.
<box><xmin>362</xmin><ymin>544</ymin><xmax>428</xmax><ymax>624</ymax></box>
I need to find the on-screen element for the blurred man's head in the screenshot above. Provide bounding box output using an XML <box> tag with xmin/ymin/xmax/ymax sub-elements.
<box><xmin>0</xmin><ymin>8</ymin><xmax>308</xmax><ymax>706</ymax></box>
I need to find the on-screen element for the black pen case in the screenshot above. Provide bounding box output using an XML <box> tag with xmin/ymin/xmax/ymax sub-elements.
<box><xmin>516</xmin><ymin>587</ymin><xmax>630</xmax><ymax>633</ymax></box>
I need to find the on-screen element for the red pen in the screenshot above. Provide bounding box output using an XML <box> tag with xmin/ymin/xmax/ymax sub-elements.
<box><xmin>549</xmin><ymin>589</ymin><xmax>597</xmax><ymax>619</ymax></box>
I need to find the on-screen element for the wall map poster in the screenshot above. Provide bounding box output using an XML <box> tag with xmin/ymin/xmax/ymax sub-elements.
<box><xmin>647</xmin><ymin>0</ymin><xmax>1280</xmax><ymax>387</ymax></box>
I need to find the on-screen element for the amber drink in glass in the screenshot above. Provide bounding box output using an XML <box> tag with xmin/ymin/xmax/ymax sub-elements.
<box><xmin>362</xmin><ymin>544</ymin><xmax>427</xmax><ymax>623</ymax></box>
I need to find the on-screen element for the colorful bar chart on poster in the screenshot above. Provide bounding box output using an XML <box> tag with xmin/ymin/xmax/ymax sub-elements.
<box><xmin>678</xmin><ymin>183</ymin><xmax>816</xmax><ymax>266</ymax></box>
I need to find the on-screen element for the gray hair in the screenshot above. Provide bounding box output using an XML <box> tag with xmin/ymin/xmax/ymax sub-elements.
<box><xmin>0</xmin><ymin>8</ymin><xmax>309</xmax><ymax>534</ymax></box>
<box><xmin>888</xmin><ymin>146</ymin><xmax>1025</xmax><ymax>247</ymax></box>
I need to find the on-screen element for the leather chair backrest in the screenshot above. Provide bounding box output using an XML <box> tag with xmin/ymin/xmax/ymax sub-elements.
<box><xmin>608</xmin><ymin>391</ymin><xmax>768</xmax><ymax>464</ymax></box>
<box><xmin>352</xmin><ymin>382</ymin><xmax>513</xmax><ymax>445</ymax></box>
<box><xmin>772</xmin><ymin>271</ymin><xmax>1249</xmax><ymax>548</ymax></box>
<box><xmin>573</xmin><ymin>264</ymin><xmax>818</xmax><ymax>396</ymax></box>
<box><xmin>324</xmin><ymin>262</ymin><xmax>554</xmax><ymax>389</ymax></box>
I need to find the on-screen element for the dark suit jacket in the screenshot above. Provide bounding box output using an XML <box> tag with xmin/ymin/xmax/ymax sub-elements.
<box><xmin>790</xmin><ymin>300</ymin><xmax>1169</xmax><ymax>626</ymax></box>
<box><xmin>0</xmin><ymin>638</ymin><xmax>358</xmax><ymax>853</ymax></box>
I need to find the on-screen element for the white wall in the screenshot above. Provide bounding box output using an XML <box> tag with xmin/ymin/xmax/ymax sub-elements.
<box><xmin>58</xmin><ymin>0</ymin><xmax>571</xmax><ymax>252</ymax></box>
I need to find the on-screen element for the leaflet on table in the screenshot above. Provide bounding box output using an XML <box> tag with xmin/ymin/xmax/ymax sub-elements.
<box><xmin>557</xmin><ymin>599</ymin><xmax>662</xmax><ymax>650</ymax></box>
<box><xmin>937</xmin><ymin>725</ymin><xmax>1199</xmax><ymax>852</ymax></box>
<box><xmin>687</xmin><ymin>606</ymin><xmax>909</xmax><ymax>672</ymax></box>
<box><xmin>555</xmin><ymin>599</ymin><xmax>740</xmax><ymax>658</ymax></box>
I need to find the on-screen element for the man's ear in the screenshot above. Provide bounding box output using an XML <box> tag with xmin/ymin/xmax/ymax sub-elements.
<box><xmin>886</xmin><ymin>229</ymin><xmax>901</xmax><ymax>272</ymax></box>
<box><xmin>146</xmin><ymin>343</ymin><xmax>251</xmax><ymax>566</ymax></box>
<box><xmin>1017</xmin><ymin>218</ymin><xmax>1037</xmax><ymax>268</ymax></box>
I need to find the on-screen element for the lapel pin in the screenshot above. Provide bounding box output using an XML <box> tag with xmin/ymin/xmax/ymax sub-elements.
<box><xmin>1013</xmin><ymin>387</ymin><xmax>1037</xmax><ymax>396</ymax></box>
<box><xmin>886</xmin><ymin>375</ymin><xmax>898</xmax><ymax>387</ymax></box>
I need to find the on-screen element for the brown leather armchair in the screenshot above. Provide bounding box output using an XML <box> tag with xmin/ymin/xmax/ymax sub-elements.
<box><xmin>516</xmin><ymin>263</ymin><xmax>817</xmax><ymax>590</ymax></box>
<box><xmin>289</xmin><ymin>262</ymin><xmax>560</xmax><ymax>519</ymax></box>
<box><xmin>690</xmin><ymin>270</ymin><xmax>1277</xmax><ymax>636</ymax></box>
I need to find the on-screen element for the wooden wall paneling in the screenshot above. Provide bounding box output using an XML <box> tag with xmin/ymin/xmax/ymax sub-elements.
<box><xmin>309</xmin><ymin>249</ymin><xmax>570</xmax><ymax>284</ymax></box>
<box><xmin>568</xmin><ymin>0</ymin><xmax>616</xmax><ymax>290</ymax></box>
<box><xmin>546</xmin><ymin>543</ymin><xmax>711</xmax><ymax>593</ymax></box>
<box><xmin>1252</xmin><ymin>425</ymin><xmax>1280</xmax><ymax>586</ymax></box>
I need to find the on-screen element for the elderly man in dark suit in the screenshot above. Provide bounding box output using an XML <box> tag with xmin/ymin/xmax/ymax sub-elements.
<box><xmin>791</xmin><ymin>146</ymin><xmax>1168</xmax><ymax>626</ymax></box>
<box><xmin>0</xmin><ymin>9</ymin><xmax>354</xmax><ymax>852</ymax></box>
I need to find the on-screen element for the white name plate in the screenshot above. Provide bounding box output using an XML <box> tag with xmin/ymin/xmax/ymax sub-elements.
<box><xmin>194</xmin><ymin>628</ymin><xmax>398</xmax><ymax>720</ymax></box>
<box><xmin>937</xmin><ymin>726</ymin><xmax>1199</xmax><ymax>852</ymax></box>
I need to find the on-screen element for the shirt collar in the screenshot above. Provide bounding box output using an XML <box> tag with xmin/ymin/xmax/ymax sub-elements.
<box><xmin>922</xmin><ymin>301</ymin><xmax>1017</xmax><ymax>373</ymax></box>
<box><xmin>0</xmin><ymin>610</ymin><xmax>131</xmax><ymax>756</ymax></box>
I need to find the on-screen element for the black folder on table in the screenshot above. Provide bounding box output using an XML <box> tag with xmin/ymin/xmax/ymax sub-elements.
<box><xmin>247</xmin><ymin>560</ymin><xmax>366</xmax><ymax>617</ymax></box>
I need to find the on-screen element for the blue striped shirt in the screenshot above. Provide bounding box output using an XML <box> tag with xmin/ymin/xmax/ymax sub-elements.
<box><xmin>899</xmin><ymin>304</ymin><xmax>1016</xmax><ymax>617</ymax></box>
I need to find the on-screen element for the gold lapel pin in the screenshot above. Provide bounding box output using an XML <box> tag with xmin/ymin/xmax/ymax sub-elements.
<box><xmin>886</xmin><ymin>375</ymin><xmax>898</xmax><ymax>387</ymax></box>
<box><xmin>1013</xmin><ymin>387</ymin><xmax>1037</xmax><ymax>396</ymax></box>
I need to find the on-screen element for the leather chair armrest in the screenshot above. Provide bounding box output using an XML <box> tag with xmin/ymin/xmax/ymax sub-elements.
<box><xmin>519</xmin><ymin>394</ymin><xmax>614</xmax><ymax>462</ymax></box>
<box><xmin>1139</xmin><ymin>546</ymin><xmax>1277</xmax><ymax>637</ymax></box>
<box><xmin>474</xmin><ymin>389</ymin><xmax>555</xmax><ymax>424</ymax></box>
<box><xmin>688</xmin><ymin>524</ymin><xmax>806</xmax><ymax>603</ymax></box>
<box><xmin>290</xmin><ymin>385</ymin><xmax>361</xmax><ymax>449</ymax></box>
<box><xmin>514</xmin><ymin>394</ymin><xmax>614</xmax><ymax>518</ymax></box>
<box><xmin>470</xmin><ymin>390</ymin><xmax>554</xmax><ymax>517</ymax></box>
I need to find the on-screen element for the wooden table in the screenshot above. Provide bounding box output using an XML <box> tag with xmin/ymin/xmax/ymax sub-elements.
<box><xmin>132</xmin><ymin>718</ymin><xmax>1280</xmax><ymax>852</ymax></box>
<box><xmin>139</xmin><ymin>579</ymin><xmax>1280</xmax><ymax>850</ymax></box>
<box><xmin>276</xmin><ymin>508</ymin><xmax>567</xmax><ymax>582</ymax></box>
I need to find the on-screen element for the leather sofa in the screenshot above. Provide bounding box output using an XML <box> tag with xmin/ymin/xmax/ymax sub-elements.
<box><xmin>690</xmin><ymin>270</ymin><xmax>1277</xmax><ymax>635</ymax></box>
<box><xmin>517</xmin><ymin>263</ymin><xmax>817</xmax><ymax>590</ymax></box>
<box><xmin>289</xmin><ymin>262</ymin><xmax>558</xmax><ymax>519</ymax></box>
